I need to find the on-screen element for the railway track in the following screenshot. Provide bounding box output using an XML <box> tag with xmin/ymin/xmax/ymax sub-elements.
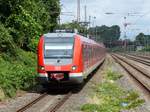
<box><xmin>131</xmin><ymin>54</ymin><xmax>150</xmax><ymax>60</ymax></box>
<box><xmin>48</xmin><ymin>92</ymin><xmax>72</xmax><ymax>112</ymax></box>
<box><xmin>16</xmin><ymin>87</ymin><xmax>74</xmax><ymax>112</ymax></box>
<box><xmin>16</xmin><ymin>59</ymin><xmax>105</xmax><ymax>112</ymax></box>
<box><xmin>111</xmin><ymin>53</ymin><xmax>150</xmax><ymax>100</ymax></box>
<box><xmin>119</xmin><ymin>53</ymin><xmax>150</xmax><ymax>66</ymax></box>
<box><xmin>16</xmin><ymin>92</ymin><xmax>48</xmax><ymax>112</ymax></box>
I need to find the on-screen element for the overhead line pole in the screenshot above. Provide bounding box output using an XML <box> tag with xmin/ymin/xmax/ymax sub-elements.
<box><xmin>84</xmin><ymin>5</ymin><xmax>87</xmax><ymax>22</ymax></box>
<box><xmin>77</xmin><ymin>0</ymin><xmax>80</xmax><ymax>22</ymax></box>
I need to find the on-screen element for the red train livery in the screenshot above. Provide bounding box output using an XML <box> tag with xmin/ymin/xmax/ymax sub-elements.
<box><xmin>37</xmin><ymin>32</ymin><xmax>106</xmax><ymax>85</ymax></box>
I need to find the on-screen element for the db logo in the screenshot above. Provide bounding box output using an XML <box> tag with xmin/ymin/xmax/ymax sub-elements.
<box><xmin>55</xmin><ymin>66</ymin><xmax>61</xmax><ymax>70</ymax></box>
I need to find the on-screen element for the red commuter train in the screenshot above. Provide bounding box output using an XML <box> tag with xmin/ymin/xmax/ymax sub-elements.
<box><xmin>37</xmin><ymin>31</ymin><xmax>106</xmax><ymax>85</ymax></box>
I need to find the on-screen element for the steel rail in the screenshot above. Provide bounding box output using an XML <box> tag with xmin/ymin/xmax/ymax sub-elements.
<box><xmin>16</xmin><ymin>92</ymin><xmax>48</xmax><ymax>112</ymax></box>
<box><xmin>113</xmin><ymin>54</ymin><xmax>150</xmax><ymax>78</ymax></box>
<box><xmin>48</xmin><ymin>92</ymin><xmax>72</xmax><ymax>112</ymax></box>
<box><xmin>131</xmin><ymin>54</ymin><xmax>150</xmax><ymax>60</ymax></box>
<box><xmin>119</xmin><ymin>53</ymin><xmax>150</xmax><ymax>66</ymax></box>
<box><xmin>112</xmin><ymin>54</ymin><xmax>150</xmax><ymax>93</ymax></box>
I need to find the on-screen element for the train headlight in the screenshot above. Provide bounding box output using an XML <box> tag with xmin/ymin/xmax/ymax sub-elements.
<box><xmin>39</xmin><ymin>66</ymin><xmax>45</xmax><ymax>70</ymax></box>
<box><xmin>72</xmin><ymin>65</ymin><xmax>77</xmax><ymax>70</ymax></box>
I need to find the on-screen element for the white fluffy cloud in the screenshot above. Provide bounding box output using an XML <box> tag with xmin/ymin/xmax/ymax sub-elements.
<box><xmin>60</xmin><ymin>0</ymin><xmax>150</xmax><ymax>40</ymax></box>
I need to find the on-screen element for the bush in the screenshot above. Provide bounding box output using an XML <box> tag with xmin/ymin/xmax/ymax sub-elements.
<box><xmin>0</xmin><ymin>51</ymin><xmax>37</xmax><ymax>98</ymax></box>
<box><xmin>141</xmin><ymin>46</ymin><xmax>150</xmax><ymax>51</ymax></box>
<box><xmin>0</xmin><ymin>24</ymin><xmax>16</xmax><ymax>54</ymax></box>
<box><xmin>27</xmin><ymin>38</ymin><xmax>39</xmax><ymax>52</ymax></box>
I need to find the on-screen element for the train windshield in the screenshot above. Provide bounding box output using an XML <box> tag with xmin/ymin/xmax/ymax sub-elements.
<box><xmin>44</xmin><ymin>37</ymin><xmax>74</xmax><ymax>58</ymax></box>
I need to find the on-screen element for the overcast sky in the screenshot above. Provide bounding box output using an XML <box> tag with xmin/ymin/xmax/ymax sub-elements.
<box><xmin>60</xmin><ymin>0</ymin><xmax>150</xmax><ymax>40</ymax></box>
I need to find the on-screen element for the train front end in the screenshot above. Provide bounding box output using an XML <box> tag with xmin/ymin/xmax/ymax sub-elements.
<box><xmin>37</xmin><ymin>33</ymin><xmax>83</xmax><ymax>85</ymax></box>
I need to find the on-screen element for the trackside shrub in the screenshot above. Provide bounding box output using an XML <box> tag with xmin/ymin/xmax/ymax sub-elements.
<box><xmin>0</xmin><ymin>51</ymin><xmax>37</xmax><ymax>98</ymax></box>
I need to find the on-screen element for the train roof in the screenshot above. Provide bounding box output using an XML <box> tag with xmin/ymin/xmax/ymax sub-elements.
<box><xmin>43</xmin><ymin>33</ymin><xmax>105</xmax><ymax>48</ymax></box>
<box><xmin>44</xmin><ymin>33</ymin><xmax>75</xmax><ymax>38</ymax></box>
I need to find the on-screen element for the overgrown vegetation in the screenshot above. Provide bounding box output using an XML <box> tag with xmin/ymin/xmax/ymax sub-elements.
<box><xmin>0</xmin><ymin>50</ymin><xmax>37</xmax><ymax>98</ymax></box>
<box><xmin>0</xmin><ymin>0</ymin><xmax>60</xmax><ymax>52</ymax></box>
<box><xmin>0</xmin><ymin>0</ymin><xmax>60</xmax><ymax>99</ymax></box>
<box><xmin>106</xmin><ymin>70</ymin><xmax>123</xmax><ymax>81</ymax></box>
<box><xmin>81</xmin><ymin>70</ymin><xmax>144</xmax><ymax>112</ymax></box>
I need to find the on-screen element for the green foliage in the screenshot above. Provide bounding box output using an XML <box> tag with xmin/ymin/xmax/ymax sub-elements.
<box><xmin>0</xmin><ymin>23</ymin><xmax>16</xmax><ymax>53</ymax></box>
<box><xmin>106</xmin><ymin>70</ymin><xmax>123</xmax><ymax>81</ymax></box>
<box><xmin>0</xmin><ymin>0</ymin><xmax>60</xmax><ymax>51</ymax></box>
<box><xmin>81</xmin><ymin>70</ymin><xmax>144</xmax><ymax>112</ymax></box>
<box><xmin>141</xmin><ymin>46</ymin><xmax>150</xmax><ymax>51</ymax></box>
<box><xmin>82</xmin><ymin>104</ymin><xmax>100</xmax><ymax>112</ymax></box>
<box><xmin>0</xmin><ymin>50</ymin><xmax>37</xmax><ymax>98</ymax></box>
<box><xmin>135</xmin><ymin>33</ymin><xmax>150</xmax><ymax>46</ymax></box>
<box><xmin>135</xmin><ymin>33</ymin><xmax>145</xmax><ymax>45</ymax></box>
<box><xmin>43</xmin><ymin>0</ymin><xmax>60</xmax><ymax>30</ymax></box>
<box><xmin>81</xmin><ymin>82</ymin><xmax>144</xmax><ymax>112</ymax></box>
<box><xmin>122</xmin><ymin>91</ymin><xmax>145</xmax><ymax>109</ymax></box>
<box><xmin>28</xmin><ymin>38</ymin><xmax>39</xmax><ymax>52</ymax></box>
<box><xmin>89</xmin><ymin>25</ymin><xmax>120</xmax><ymax>44</ymax></box>
<box><xmin>7</xmin><ymin>12</ymin><xmax>42</xmax><ymax>49</ymax></box>
<box><xmin>0</xmin><ymin>0</ymin><xmax>60</xmax><ymax>98</ymax></box>
<box><xmin>59</xmin><ymin>21</ymin><xmax>88</xmax><ymax>36</ymax></box>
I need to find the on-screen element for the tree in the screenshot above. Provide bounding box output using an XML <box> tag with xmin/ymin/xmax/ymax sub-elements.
<box><xmin>135</xmin><ymin>33</ymin><xmax>146</xmax><ymax>45</ymax></box>
<box><xmin>89</xmin><ymin>25</ymin><xmax>120</xmax><ymax>47</ymax></box>
<box><xmin>0</xmin><ymin>0</ymin><xmax>60</xmax><ymax>52</ymax></box>
<box><xmin>58</xmin><ymin>21</ymin><xmax>87</xmax><ymax>36</ymax></box>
